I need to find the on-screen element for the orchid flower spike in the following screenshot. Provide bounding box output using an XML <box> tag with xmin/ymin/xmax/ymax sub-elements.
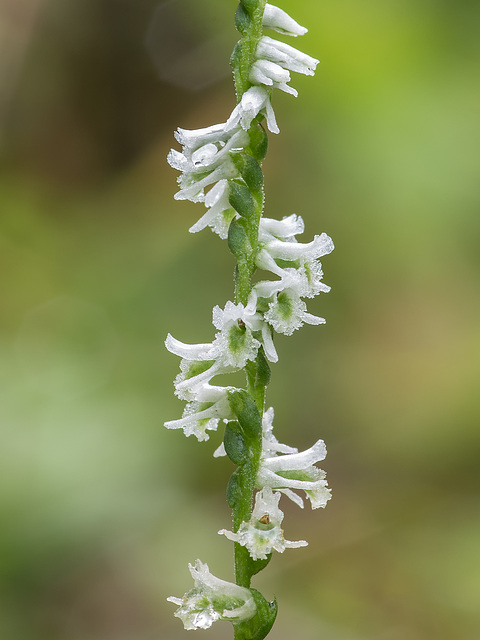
<box><xmin>165</xmin><ymin>2</ymin><xmax>335</xmax><ymax>635</ymax></box>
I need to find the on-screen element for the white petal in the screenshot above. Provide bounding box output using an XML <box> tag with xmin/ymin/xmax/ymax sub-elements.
<box><xmin>257</xmin><ymin>36</ymin><xmax>319</xmax><ymax>76</ymax></box>
<box><xmin>263</xmin><ymin>4</ymin><xmax>308</xmax><ymax>37</ymax></box>
<box><xmin>302</xmin><ymin>312</ymin><xmax>326</xmax><ymax>326</ymax></box>
<box><xmin>264</xmin><ymin>439</ymin><xmax>327</xmax><ymax>472</ymax></box>
<box><xmin>174</xmin><ymin>160</ymin><xmax>237</xmax><ymax>202</ymax></box>
<box><xmin>261</xmin><ymin>324</ymin><xmax>278</xmax><ymax>363</ymax></box>
<box><xmin>174</xmin><ymin>123</ymin><xmax>229</xmax><ymax>149</ymax></box>
<box><xmin>226</xmin><ymin>86</ymin><xmax>279</xmax><ymax>134</ymax></box>
<box><xmin>213</xmin><ymin>442</ymin><xmax>227</xmax><ymax>458</ymax></box>
<box><xmin>167</xmin><ymin>148</ymin><xmax>188</xmax><ymax>171</ymax></box>
<box><xmin>165</xmin><ymin>334</ymin><xmax>215</xmax><ymax>360</ymax></box>
<box><xmin>260</xmin><ymin>214</ymin><xmax>305</xmax><ymax>239</ymax></box>
<box><xmin>251</xmin><ymin>59</ymin><xmax>291</xmax><ymax>85</ymax></box>
<box><xmin>278</xmin><ymin>487</ymin><xmax>305</xmax><ymax>508</ymax></box>
<box><xmin>265</xmin><ymin>233</ymin><xmax>334</xmax><ymax>261</ymax></box>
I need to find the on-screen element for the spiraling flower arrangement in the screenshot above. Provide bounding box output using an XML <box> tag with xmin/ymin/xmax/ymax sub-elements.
<box><xmin>165</xmin><ymin>2</ymin><xmax>333</xmax><ymax>638</ymax></box>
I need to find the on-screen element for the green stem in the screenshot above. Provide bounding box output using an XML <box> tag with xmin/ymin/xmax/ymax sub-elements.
<box><xmin>230</xmin><ymin>2</ymin><xmax>270</xmax><ymax>633</ymax></box>
<box><xmin>233</xmin><ymin>0</ymin><xmax>267</xmax><ymax>100</ymax></box>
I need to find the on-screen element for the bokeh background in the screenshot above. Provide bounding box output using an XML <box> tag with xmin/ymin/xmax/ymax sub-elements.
<box><xmin>1</xmin><ymin>0</ymin><xmax>479</xmax><ymax>638</ymax></box>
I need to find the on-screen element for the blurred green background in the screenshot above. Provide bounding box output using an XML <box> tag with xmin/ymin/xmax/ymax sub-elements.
<box><xmin>0</xmin><ymin>0</ymin><xmax>479</xmax><ymax>638</ymax></box>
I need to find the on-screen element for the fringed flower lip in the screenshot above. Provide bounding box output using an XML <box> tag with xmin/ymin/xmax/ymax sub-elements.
<box><xmin>219</xmin><ymin>487</ymin><xmax>308</xmax><ymax>560</ymax></box>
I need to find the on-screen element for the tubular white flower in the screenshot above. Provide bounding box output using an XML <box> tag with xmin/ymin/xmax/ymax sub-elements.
<box><xmin>165</xmin><ymin>333</ymin><xmax>217</xmax><ymax>361</ymax></box>
<box><xmin>250</xmin><ymin>59</ymin><xmax>298</xmax><ymax>97</ymax></box>
<box><xmin>258</xmin><ymin>435</ymin><xmax>332</xmax><ymax>509</ymax></box>
<box><xmin>171</xmin><ymin>126</ymin><xmax>247</xmax><ymax>170</ymax></box>
<box><xmin>254</xmin><ymin>221</ymin><xmax>333</xmax><ymax>316</ymax></box>
<box><xmin>219</xmin><ymin>487</ymin><xmax>307</xmax><ymax>560</ymax></box>
<box><xmin>259</xmin><ymin>214</ymin><xmax>305</xmax><ymax>241</ymax></box>
<box><xmin>189</xmin><ymin>180</ymin><xmax>237</xmax><ymax>239</ymax></box>
<box><xmin>164</xmin><ymin>393</ymin><xmax>233</xmax><ymax>442</ymax></box>
<box><xmin>174</xmin><ymin>158</ymin><xmax>238</xmax><ymax>203</ymax></box>
<box><xmin>262</xmin><ymin>232</ymin><xmax>334</xmax><ymax>262</ymax></box>
<box><xmin>257</xmin><ymin>35</ymin><xmax>319</xmax><ymax>77</ymax></box>
<box><xmin>174</xmin><ymin>122</ymin><xmax>232</xmax><ymax>151</ymax></box>
<box><xmin>169</xmin><ymin>127</ymin><xmax>249</xmax><ymax>203</ymax></box>
<box><xmin>262</xmin><ymin>4</ymin><xmax>308</xmax><ymax>37</ymax></box>
<box><xmin>254</xmin><ymin>262</ymin><xmax>330</xmax><ymax>301</ymax></box>
<box><xmin>226</xmin><ymin>86</ymin><xmax>279</xmax><ymax>134</ymax></box>
<box><xmin>168</xmin><ymin>560</ymin><xmax>256</xmax><ymax>630</ymax></box>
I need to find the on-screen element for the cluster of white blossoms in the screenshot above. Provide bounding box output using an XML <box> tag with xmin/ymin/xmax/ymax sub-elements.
<box><xmin>167</xmin><ymin>3</ymin><xmax>319</xmax><ymax>237</ymax></box>
<box><xmin>216</xmin><ymin>407</ymin><xmax>331</xmax><ymax>560</ymax></box>
<box><xmin>164</xmin><ymin>298</ymin><xmax>277</xmax><ymax>441</ymax></box>
<box><xmin>166</xmin><ymin>2</ymin><xmax>333</xmax><ymax>633</ymax></box>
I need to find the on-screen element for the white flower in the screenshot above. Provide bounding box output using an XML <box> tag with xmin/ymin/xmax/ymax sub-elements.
<box><xmin>164</xmin><ymin>392</ymin><xmax>233</xmax><ymax>442</ymax></box>
<box><xmin>265</xmin><ymin>289</ymin><xmax>325</xmax><ymax>335</ymax></box>
<box><xmin>165</xmin><ymin>333</ymin><xmax>222</xmax><ymax>401</ymax></box>
<box><xmin>258</xmin><ymin>433</ymin><xmax>332</xmax><ymax>509</ymax></box>
<box><xmin>254</xmin><ymin>222</ymin><xmax>333</xmax><ymax>329</ymax></box>
<box><xmin>166</xmin><ymin>334</ymin><xmax>220</xmax><ymax>401</ymax></box>
<box><xmin>259</xmin><ymin>214</ymin><xmax>305</xmax><ymax>241</ymax></box>
<box><xmin>257</xmin><ymin>35</ymin><xmax>319</xmax><ymax>77</ymax></box>
<box><xmin>168</xmin><ymin>560</ymin><xmax>256</xmax><ymax>630</ymax></box>
<box><xmin>226</xmin><ymin>86</ymin><xmax>279</xmax><ymax>134</ymax></box>
<box><xmin>259</xmin><ymin>232</ymin><xmax>334</xmax><ymax>263</ymax></box>
<box><xmin>250</xmin><ymin>59</ymin><xmax>298</xmax><ymax>97</ymax></box>
<box><xmin>219</xmin><ymin>487</ymin><xmax>307</xmax><ymax>560</ymax></box>
<box><xmin>213</xmin><ymin>299</ymin><xmax>278</xmax><ymax>365</ymax></box>
<box><xmin>262</xmin><ymin>4</ymin><xmax>308</xmax><ymax>38</ymax></box>
<box><xmin>174</xmin><ymin>122</ymin><xmax>232</xmax><ymax>151</ymax></box>
<box><xmin>189</xmin><ymin>180</ymin><xmax>237</xmax><ymax>239</ymax></box>
<box><xmin>212</xmin><ymin>301</ymin><xmax>261</xmax><ymax>369</ymax></box>
<box><xmin>165</xmin><ymin>297</ymin><xmax>279</xmax><ymax>419</ymax></box>
<box><xmin>168</xmin><ymin>126</ymin><xmax>248</xmax><ymax>203</ymax></box>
